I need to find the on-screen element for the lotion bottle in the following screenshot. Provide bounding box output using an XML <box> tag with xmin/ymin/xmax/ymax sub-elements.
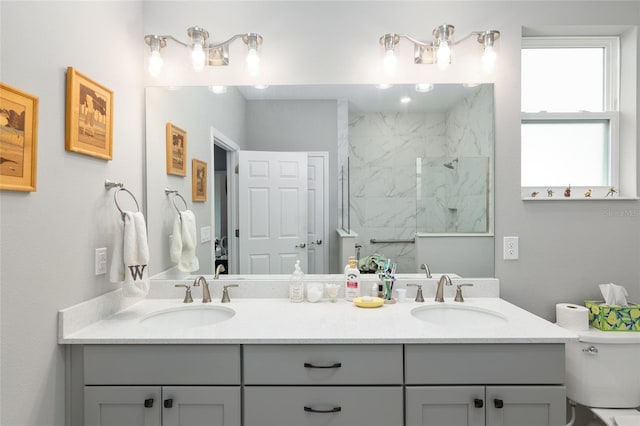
<box><xmin>344</xmin><ymin>257</ymin><xmax>360</xmax><ymax>301</ymax></box>
<box><xmin>289</xmin><ymin>260</ymin><xmax>305</xmax><ymax>303</ymax></box>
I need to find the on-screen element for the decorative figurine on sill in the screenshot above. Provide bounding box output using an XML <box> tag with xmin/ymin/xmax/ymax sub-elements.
<box><xmin>584</xmin><ymin>188</ymin><xmax>592</xmax><ymax>198</ymax></box>
<box><xmin>547</xmin><ymin>188</ymin><xmax>554</xmax><ymax>197</ymax></box>
<box><xmin>531</xmin><ymin>191</ymin><xmax>539</xmax><ymax>198</ymax></box>
<box><xmin>564</xmin><ymin>185</ymin><xmax>571</xmax><ymax>197</ymax></box>
<box><xmin>606</xmin><ymin>187</ymin><xmax>618</xmax><ymax>197</ymax></box>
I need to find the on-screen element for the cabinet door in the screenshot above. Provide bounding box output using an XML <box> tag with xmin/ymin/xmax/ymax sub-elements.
<box><xmin>162</xmin><ymin>387</ymin><xmax>241</xmax><ymax>426</ymax></box>
<box><xmin>406</xmin><ymin>386</ymin><xmax>485</xmax><ymax>426</ymax></box>
<box><xmin>485</xmin><ymin>386</ymin><xmax>566</xmax><ymax>426</ymax></box>
<box><xmin>244</xmin><ymin>386</ymin><xmax>403</xmax><ymax>426</ymax></box>
<box><xmin>84</xmin><ymin>386</ymin><xmax>161</xmax><ymax>426</ymax></box>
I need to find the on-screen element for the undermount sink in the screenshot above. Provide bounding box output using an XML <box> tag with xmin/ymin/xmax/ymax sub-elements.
<box><xmin>140</xmin><ymin>305</ymin><xmax>235</xmax><ymax>330</ymax></box>
<box><xmin>411</xmin><ymin>304</ymin><xmax>507</xmax><ymax>328</ymax></box>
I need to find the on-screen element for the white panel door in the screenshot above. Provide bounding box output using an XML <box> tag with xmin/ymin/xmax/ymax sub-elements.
<box><xmin>162</xmin><ymin>386</ymin><xmax>241</xmax><ymax>426</ymax></box>
<box><xmin>406</xmin><ymin>386</ymin><xmax>485</xmax><ymax>426</ymax></box>
<box><xmin>239</xmin><ymin>151</ymin><xmax>308</xmax><ymax>274</ymax></box>
<box><xmin>84</xmin><ymin>386</ymin><xmax>161</xmax><ymax>426</ymax></box>
<box><xmin>307</xmin><ymin>154</ymin><xmax>327</xmax><ymax>274</ymax></box>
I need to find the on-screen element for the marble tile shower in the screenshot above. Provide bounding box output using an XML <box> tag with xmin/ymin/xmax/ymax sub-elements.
<box><xmin>348</xmin><ymin>85</ymin><xmax>493</xmax><ymax>272</ymax></box>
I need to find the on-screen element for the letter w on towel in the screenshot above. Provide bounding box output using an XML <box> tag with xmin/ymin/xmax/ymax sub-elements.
<box><xmin>110</xmin><ymin>211</ymin><xmax>150</xmax><ymax>297</ymax></box>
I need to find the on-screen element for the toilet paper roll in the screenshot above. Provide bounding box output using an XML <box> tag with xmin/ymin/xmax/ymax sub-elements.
<box><xmin>556</xmin><ymin>303</ymin><xmax>589</xmax><ymax>331</ymax></box>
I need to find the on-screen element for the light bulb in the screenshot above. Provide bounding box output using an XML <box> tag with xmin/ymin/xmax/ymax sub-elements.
<box><xmin>436</xmin><ymin>41</ymin><xmax>451</xmax><ymax>70</ymax></box>
<box><xmin>482</xmin><ymin>45</ymin><xmax>497</xmax><ymax>72</ymax></box>
<box><xmin>383</xmin><ymin>49</ymin><xmax>397</xmax><ymax>76</ymax></box>
<box><xmin>148</xmin><ymin>50</ymin><xmax>163</xmax><ymax>77</ymax></box>
<box><xmin>246</xmin><ymin>48</ymin><xmax>260</xmax><ymax>76</ymax></box>
<box><xmin>191</xmin><ymin>43</ymin><xmax>206</xmax><ymax>72</ymax></box>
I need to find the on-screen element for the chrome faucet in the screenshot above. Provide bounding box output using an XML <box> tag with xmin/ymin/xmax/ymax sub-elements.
<box><xmin>434</xmin><ymin>274</ymin><xmax>452</xmax><ymax>302</ymax></box>
<box><xmin>193</xmin><ymin>276</ymin><xmax>212</xmax><ymax>303</ymax></box>
<box><xmin>420</xmin><ymin>263</ymin><xmax>432</xmax><ymax>278</ymax></box>
<box><xmin>214</xmin><ymin>264</ymin><xmax>226</xmax><ymax>279</ymax></box>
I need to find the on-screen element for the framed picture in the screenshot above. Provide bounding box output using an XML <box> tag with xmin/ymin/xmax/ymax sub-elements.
<box><xmin>192</xmin><ymin>158</ymin><xmax>207</xmax><ymax>202</ymax></box>
<box><xmin>0</xmin><ymin>82</ymin><xmax>38</xmax><ymax>192</ymax></box>
<box><xmin>65</xmin><ymin>67</ymin><xmax>113</xmax><ymax>160</ymax></box>
<box><xmin>166</xmin><ymin>123</ymin><xmax>187</xmax><ymax>176</ymax></box>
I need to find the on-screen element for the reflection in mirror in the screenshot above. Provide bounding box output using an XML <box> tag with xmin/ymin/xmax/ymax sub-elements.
<box><xmin>145</xmin><ymin>84</ymin><xmax>494</xmax><ymax>279</ymax></box>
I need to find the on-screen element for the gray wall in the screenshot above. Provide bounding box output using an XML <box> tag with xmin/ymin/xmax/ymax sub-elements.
<box><xmin>1</xmin><ymin>2</ymin><xmax>144</xmax><ymax>425</ymax></box>
<box><xmin>1</xmin><ymin>1</ymin><xmax>639</xmax><ymax>425</ymax></box>
<box><xmin>145</xmin><ymin>86</ymin><xmax>247</xmax><ymax>275</ymax></box>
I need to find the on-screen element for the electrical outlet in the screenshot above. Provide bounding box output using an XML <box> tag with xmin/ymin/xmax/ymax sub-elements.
<box><xmin>95</xmin><ymin>247</ymin><xmax>107</xmax><ymax>275</ymax></box>
<box><xmin>503</xmin><ymin>236</ymin><xmax>519</xmax><ymax>260</ymax></box>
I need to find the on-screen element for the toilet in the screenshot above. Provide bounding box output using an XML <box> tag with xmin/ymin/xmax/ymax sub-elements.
<box><xmin>564</xmin><ymin>328</ymin><xmax>640</xmax><ymax>426</ymax></box>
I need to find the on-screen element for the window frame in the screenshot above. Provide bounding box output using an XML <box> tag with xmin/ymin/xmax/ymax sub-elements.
<box><xmin>521</xmin><ymin>36</ymin><xmax>621</xmax><ymax>198</ymax></box>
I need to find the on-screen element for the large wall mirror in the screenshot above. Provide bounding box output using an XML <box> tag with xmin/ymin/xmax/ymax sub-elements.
<box><xmin>145</xmin><ymin>84</ymin><xmax>494</xmax><ymax>279</ymax></box>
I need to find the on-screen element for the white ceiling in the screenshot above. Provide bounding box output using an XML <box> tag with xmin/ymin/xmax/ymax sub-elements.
<box><xmin>236</xmin><ymin>83</ymin><xmax>481</xmax><ymax>113</ymax></box>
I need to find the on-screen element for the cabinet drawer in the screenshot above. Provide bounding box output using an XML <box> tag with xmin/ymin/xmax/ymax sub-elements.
<box><xmin>243</xmin><ymin>344</ymin><xmax>403</xmax><ymax>385</ymax></box>
<box><xmin>244</xmin><ymin>386</ymin><xmax>403</xmax><ymax>426</ymax></box>
<box><xmin>83</xmin><ymin>345</ymin><xmax>240</xmax><ymax>385</ymax></box>
<box><xmin>405</xmin><ymin>344</ymin><xmax>565</xmax><ymax>385</ymax></box>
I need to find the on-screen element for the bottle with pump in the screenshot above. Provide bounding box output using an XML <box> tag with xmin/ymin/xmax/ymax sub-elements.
<box><xmin>344</xmin><ymin>256</ymin><xmax>360</xmax><ymax>301</ymax></box>
<box><xmin>289</xmin><ymin>260</ymin><xmax>305</xmax><ymax>303</ymax></box>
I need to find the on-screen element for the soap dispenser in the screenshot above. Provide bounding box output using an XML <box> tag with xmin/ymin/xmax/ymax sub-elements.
<box><xmin>289</xmin><ymin>260</ymin><xmax>305</xmax><ymax>303</ymax></box>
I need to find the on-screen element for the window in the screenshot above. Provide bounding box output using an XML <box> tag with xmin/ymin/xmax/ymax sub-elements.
<box><xmin>521</xmin><ymin>36</ymin><xmax>619</xmax><ymax>196</ymax></box>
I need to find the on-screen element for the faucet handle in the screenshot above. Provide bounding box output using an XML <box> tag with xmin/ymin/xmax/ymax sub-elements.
<box><xmin>407</xmin><ymin>284</ymin><xmax>424</xmax><ymax>303</ymax></box>
<box><xmin>454</xmin><ymin>283</ymin><xmax>474</xmax><ymax>302</ymax></box>
<box><xmin>221</xmin><ymin>284</ymin><xmax>239</xmax><ymax>303</ymax></box>
<box><xmin>175</xmin><ymin>284</ymin><xmax>194</xmax><ymax>303</ymax></box>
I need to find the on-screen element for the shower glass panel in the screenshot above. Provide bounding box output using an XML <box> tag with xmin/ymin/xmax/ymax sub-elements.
<box><xmin>417</xmin><ymin>156</ymin><xmax>489</xmax><ymax>233</ymax></box>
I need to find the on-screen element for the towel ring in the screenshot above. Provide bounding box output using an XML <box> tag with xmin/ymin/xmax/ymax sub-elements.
<box><xmin>165</xmin><ymin>189</ymin><xmax>188</xmax><ymax>214</ymax></box>
<box><xmin>114</xmin><ymin>187</ymin><xmax>140</xmax><ymax>217</ymax></box>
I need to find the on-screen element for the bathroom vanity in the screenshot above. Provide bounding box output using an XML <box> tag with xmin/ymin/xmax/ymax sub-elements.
<box><xmin>59</xmin><ymin>278</ymin><xmax>576</xmax><ymax>426</ymax></box>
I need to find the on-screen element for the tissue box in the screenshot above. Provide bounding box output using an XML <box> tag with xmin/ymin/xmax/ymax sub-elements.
<box><xmin>584</xmin><ymin>300</ymin><xmax>640</xmax><ymax>331</ymax></box>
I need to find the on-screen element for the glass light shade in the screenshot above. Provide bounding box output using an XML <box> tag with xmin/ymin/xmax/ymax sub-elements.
<box><xmin>191</xmin><ymin>43</ymin><xmax>206</xmax><ymax>72</ymax></box>
<box><xmin>246</xmin><ymin>48</ymin><xmax>260</xmax><ymax>76</ymax></box>
<box><xmin>383</xmin><ymin>49</ymin><xmax>397</xmax><ymax>76</ymax></box>
<box><xmin>436</xmin><ymin>41</ymin><xmax>451</xmax><ymax>70</ymax></box>
<box><xmin>148</xmin><ymin>50</ymin><xmax>163</xmax><ymax>77</ymax></box>
<box><xmin>482</xmin><ymin>45</ymin><xmax>497</xmax><ymax>72</ymax></box>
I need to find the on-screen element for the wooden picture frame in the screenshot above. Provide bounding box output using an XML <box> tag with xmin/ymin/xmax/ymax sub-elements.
<box><xmin>192</xmin><ymin>158</ymin><xmax>207</xmax><ymax>202</ymax></box>
<box><xmin>166</xmin><ymin>123</ymin><xmax>187</xmax><ymax>176</ymax></box>
<box><xmin>65</xmin><ymin>67</ymin><xmax>113</xmax><ymax>160</ymax></box>
<box><xmin>0</xmin><ymin>82</ymin><xmax>38</xmax><ymax>192</ymax></box>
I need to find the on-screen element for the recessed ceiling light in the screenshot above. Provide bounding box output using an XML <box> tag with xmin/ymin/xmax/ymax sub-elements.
<box><xmin>209</xmin><ymin>85</ymin><xmax>227</xmax><ymax>94</ymax></box>
<box><xmin>415</xmin><ymin>83</ymin><xmax>434</xmax><ymax>93</ymax></box>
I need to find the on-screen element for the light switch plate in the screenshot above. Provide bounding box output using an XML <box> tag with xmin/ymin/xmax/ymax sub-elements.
<box><xmin>200</xmin><ymin>226</ymin><xmax>212</xmax><ymax>243</ymax></box>
<box><xmin>95</xmin><ymin>247</ymin><xmax>107</xmax><ymax>275</ymax></box>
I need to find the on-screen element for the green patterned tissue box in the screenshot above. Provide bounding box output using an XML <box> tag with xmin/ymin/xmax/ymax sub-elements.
<box><xmin>584</xmin><ymin>300</ymin><xmax>640</xmax><ymax>331</ymax></box>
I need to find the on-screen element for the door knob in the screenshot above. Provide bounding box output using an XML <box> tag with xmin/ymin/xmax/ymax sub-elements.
<box><xmin>474</xmin><ymin>398</ymin><xmax>484</xmax><ymax>408</ymax></box>
<box><xmin>295</xmin><ymin>243</ymin><xmax>306</xmax><ymax>248</ymax></box>
<box><xmin>494</xmin><ymin>399</ymin><xmax>504</xmax><ymax>409</ymax></box>
<box><xmin>144</xmin><ymin>398</ymin><xmax>154</xmax><ymax>408</ymax></box>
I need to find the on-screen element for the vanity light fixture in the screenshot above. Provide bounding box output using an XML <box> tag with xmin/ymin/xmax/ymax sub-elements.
<box><xmin>379</xmin><ymin>25</ymin><xmax>500</xmax><ymax>73</ymax></box>
<box><xmin>144</xmin><ymin>27</ymin><xmax>264</xmax><ymax>76</ymax></box>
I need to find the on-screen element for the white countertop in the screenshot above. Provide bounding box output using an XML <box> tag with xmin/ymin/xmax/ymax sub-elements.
<box><xmin>59</xmin><ymin>296</ymin><xmax>577</xmax><ymax>345</ymax></box>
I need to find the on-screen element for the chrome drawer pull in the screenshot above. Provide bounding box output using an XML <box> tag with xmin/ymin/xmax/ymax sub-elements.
<box><xmin>582</xmin><ymin>345</ymin><xmax>598</xmax><ymax>355</ymax></box>
<box><xmin>304</xmin><ymin>362</ymin><xmax>342</xmax><ymax>369</ymax></box>
<box><xmin>304</xmin><ymin>406</ymin><xmax>342</xmax><ymax>414</ymax></box>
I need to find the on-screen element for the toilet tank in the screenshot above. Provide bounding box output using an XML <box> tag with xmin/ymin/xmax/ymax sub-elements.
<box><xmin>565</xmin><ymin>330</ymin><xmax>640</xmax><ymax>408</ymax></box>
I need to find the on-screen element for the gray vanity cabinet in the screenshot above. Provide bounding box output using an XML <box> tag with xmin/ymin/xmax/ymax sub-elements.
<box><xmin>76</xmin><ymin>345</ymin><xmax>241</xmax><ymax>426</ymax></box>
<box><xmin>404</xmin><ymin>344</ymin><xmax>567</xmax><ymax>426</ymax></box>
<box><xmin>85</xmin><ymin>386</ymin><xmax>241</xmax><ymax>426</ymax></box>
<box><xmin>243</xmin><ymin>344</ymin><xmax>404</xmax><ymax>426</ymax></box>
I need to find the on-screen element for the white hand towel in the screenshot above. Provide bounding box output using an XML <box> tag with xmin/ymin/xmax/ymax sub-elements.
<box><xmin>169</xmin><ymin>210</ymin><xmax>199</xmax><ymax>272</ymax></box>
<box><xmin>110</xmin><ymin>211</ymin><xmax>150</xmax><ymax>297</ymax></box>
<box><xmin>599</xmin><ymin>283</ymin><xmax>629</xmax><ymax>306</ymax></box>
